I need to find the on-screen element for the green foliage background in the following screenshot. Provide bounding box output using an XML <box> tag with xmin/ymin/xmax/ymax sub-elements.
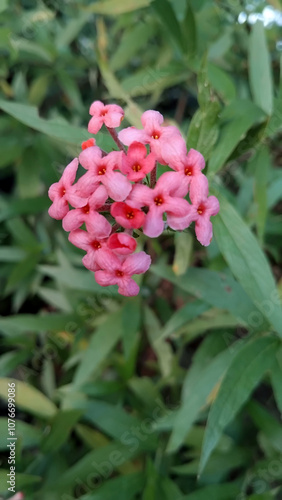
<box><xmin>0</xmin><ymin>0</ymin><xmax>282</xmax><ymax>499</ymax></box>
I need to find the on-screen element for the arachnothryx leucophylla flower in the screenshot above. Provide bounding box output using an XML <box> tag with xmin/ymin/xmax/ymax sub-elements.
<box><xmin>48</xmin><ymin>101</ymin><xmax>220</xmax><ymax>296</ymax></box>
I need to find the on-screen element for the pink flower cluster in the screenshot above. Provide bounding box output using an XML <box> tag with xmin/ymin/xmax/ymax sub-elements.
<box><xmin>48</xmin><ymin>101</ymin><xmax>219</xmax><ymax>296</ymax></box>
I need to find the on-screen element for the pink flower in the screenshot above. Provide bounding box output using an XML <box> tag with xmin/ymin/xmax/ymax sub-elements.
<box><xmin>95</xmin><ymin>250</ymin><xmax>151</xmax><ymax>296</ymax></box>
<box><xmin>107</xmin><ymin>233</ymin><xmax>137</xmax><ymax>255</ymax></box>
<box><xmin>88</xmin><ymin>100</ymin><xmax>124</xmax><ymax>134</ymax></box>
<box><xmin>48</xmin><ymin>159</ymin><xmax>87</xmax><ymax>220</ymax></box>
<box><xmin>111</xmin><ymin>202</ymin><xmax>145</xmax><ymax>229</ymax></box>
<box><xmin>77</xmin><ymin>148</ymin><xmax>131</xmax><ymax>201</ymax></box>
<box><xmin>69</xmin><ymin>229</ymin><xmax>108</xmax><ymax>271</ymax></box>
<box><xmin>62</xmin><ymin>185</ymin><xmax>110</xmax><ymax>234</ymax></box>
<box><xmin>128</xmin><ymin>173</ymin><xmax>194</xmax><ymax>237</ymax></box>
<box><xmin>166</xmin><ymin>148</ymin><xmax>206</xmax><ymax>198</ymax></box>
<box><xmin>118</xmin><ymin>110</ymin><xmax>186</xmax><ymax>165</ymax></box>
<box><xmin>190</xmin><ymin>180</ymin><xmax>220</xmax><ymax>246</ymax></box>
<box><xmin>120</xmin><ymin>142</ymin><xmax>155</xmax><ymax>182</ymax></box>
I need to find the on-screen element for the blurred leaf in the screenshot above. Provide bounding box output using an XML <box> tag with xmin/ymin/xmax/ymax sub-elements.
<box><xmin>208</xmin><ymin>100</ymin><xmax>266</xmax><ymax>176</ymax></box>
<box><xmin>151</xmin><ymin>264</ymin><xmax>268</xmax><ymax>330</ymax></box>
<box><xmin>270</xmin><ymin>346</ymin><xmax>282</xmax><ymax>414</ymax></box>
<box><xmin>172</xmin><ymin>231</ymin><xmax>193</xmax><ymax>276</ymax></box>
<box><xmin>199</xmin><ymin>336</ymin><xmax>279</xmax><ymax>474</ymax></box>
<box><xmin>161</xmin><ymin>300</ymin><xmax>209</xmax><ymax>340</ymax></box>
<box><xmin>87</xmin><ymin>0</ymin><xmax>152</xmax><ymax>14</ymax></box>
<box><xmin>152</xmin><ymin>0</ymin><xmax>185</xmax><ymax>52</ymax></box>
<box><xmin>167</xmin><ymin>343</ymin><xmax>240</xmax><ymax>453</ymax></box>
<box><xmin>73</xmin><ymin>309</ymin><xmax>124</xmax><ymax>387</ymax></box>
<box><xmin>29</xmin><ymin>73</ymin><xmax>51</xmax><ymax>106</ymax></box>
<box><xmin>182</xmin><ymin>482</ymin><xmax>241</xmax><ymax>500</ymax></box>
<box><xmin>110</xmin><ymin>23</ymin><xmax>155</xmax><ymax>72</ymax></box>
<box><xmin>182</xmin><ymin>1</ymin><xmax>197</xmax><ymax>55</ymax></box>
<box><xmin>212</xmin><ymin>192</ymin><xmax>282</xmax><ymax>337</ymax></box>
<box><xmin>56</xmin><ymin>12</ymin><xmax>89</xmax><ymax>47</ymax></box>
<box><xmin>247</xmin><ymin>400</ymin><xmax>282</xmax><ymax>453</ymax></box>
<box><xmin>0</xmin><ymin>100</ymin><xmax>90</xmax><ymax>144</ymax></box>
<box><xmin>144</xmin><ymin>306</ymin><xmax>174</xmax><ymax>377</ymax></box>
<box><xmin>81</xmin><ymin>472</ymin><xmax>144</xmax><ymax>500</ymax></box>
<box><xmin>41</xmin><ymin>409</ymin><xmax>82</xmax><ymax>453</ymax></box>
<box><xmin>0</xmin><ymin>418</ymin><xmax>41</xmax><ymax>450</ymax></box>
<box><xmin>252</xmin><ymin>146</ymin><xmax>271</xmax><ymax>242</ymax></box>
<box><xmin>0</xmin><ymin>378</ymin><xmax>57</xmax><ymax>418</ymax></box>
<box><xmin>249</xmin><ymin>21</ymin><xmax>273</xmax><ymax>116</ymax></box>
<box><xmin>0</xmin><ymin>196</ymin><xmax>49</xmax><ymax>222</ymax></box>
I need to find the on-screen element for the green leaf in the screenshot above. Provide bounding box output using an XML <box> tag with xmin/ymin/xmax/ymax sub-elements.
<box><xmin>199</xmin><ymin>336</ymin><xmax>279</xmax><ymax>474</ymax></box>
<box><xmin>144</xmin><ymin>307</ymin><xmax>174</xmax><ymax>377</ymax></box>
<box><xmin>151</xmin><ymin>264</ymin><xmax>268</xmax><ymax>330</ymax></box>
<box><xmin>167</xmin><ymin>344</ymin><xmax>239</xmax><ymax>453</ymax></box>
<box><xmin>0</xmin><ymin>313</ymin><xmax>79</xmax><ymax>336</ymax></box>
<box><xmin>160</xmin><ymin>300</ymin><xmax>209</xmax><ymax>340</ymax></box>
<box><xmin>0</xmin><ymin>418</ymin><xmax>41</xmax><ymax>450</ymax></box>
<box><xmin>270</xmin><ymin>345</ymin><xmax>282</xmax><ymax>414</ymax></box>
<box><xmin>249</xmin><ymin>21</ymin><xmax>273</xmax><ymax>116</ymax></box>
<box><xmin>252</xmin><ymin>146</ymin><xmax>271</xmax><ymax>242</ymax></box>
<box><xmin>0</xmin><ymin>100</ymin><xmax>89</xmax><ymax>144</ymax></box>
<box><xmin>247</xmin><ymin>400</ymin><xmax>282</xmax><ymax>453</ymax></box>
<box><xmin>152</xmin><ymin>0</ymin><xmax>185</xmax><ymax>52</ymax></box>
<box><xmin>41</xmin><ymin>409</ymin><xmax>82</xmax><ymax>453</ymax></box>
<box><xmin>110</xmin><ymin>23</ymin><xmax>155</xmax><ymax>72</ymax></box>
<box><xmin>172</xmin><ymin>232</ymin><xmax>193</xmax><ymax>276</ymax></box>
<box><xmin>208</xmin><ymin>100</ymin><xmax>266</xmax><ymax>175</ymax></box>
<box><xmin>0</xmin><ymin>196</ymin><xmax>49</xmax><ymax>222</ymax></box>
<box><xmin>80</xmin><ymin>472</ymin><xmax>144</xmax><ymax>500</ymax></box>
<box><xmin>0</xmin><ymin>378</ymin><xmax>57</xmax><ymax>418</ymax></box>
<box><xmin>212</xmin><ymin>192</ymin><xmax>282</xmax><ymax>337</ymax></box>
<box><xmin>73</xmin><ymin>309</ymin><xmax>124</xmax><ymax>387</ymax></box>
<box><xmin>181</xmin><ymin>482</ymin><xmax>241</xmax><ymax>500</ymax></box>
<box><xmin>87</xmin><ymin>0</ymin><xmax>152</xmax><ymax>14</ymax></box>
<box><xmin>182</xmin><ymin>1</ymin><xmax>197</xmax><ymax>55</ymax></box>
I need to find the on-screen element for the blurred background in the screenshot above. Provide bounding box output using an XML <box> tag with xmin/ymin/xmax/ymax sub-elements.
<box><xmin>0</xmin><ymin>0</ymin><xmax>282</xmax><ymax>499</ymax></box>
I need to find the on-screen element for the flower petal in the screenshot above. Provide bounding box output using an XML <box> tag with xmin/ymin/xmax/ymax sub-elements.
<box><xmin>107</xmin><ymin>233</ymin><xmax>137</xmax><ymax>255</ymax></box>
<box><xmin>195</xmin><ymin>217</ymin><xmax>213</xmax><ymax>246</ymax></box>
<box><xmin>104</xmin><ymin>110</ymin><xmax>124</xmax><ymax>129</ymax></box>
<box><xmin>104</xmin><ymin>172</ymin><xmax>132</xmax><ymax>202</ymax></box>
<box><xmin>61</xmin><ymin>158</ymin><xmax>79</xmax><ymax>186</ymax></box>
<box><xmin>95</xmin><ymin>270</ymin><xmax>119</xmax><ymax>287</ymax></box>
<box><xmin>189</xmin><ymin>174</ymin><xmax>209</xmax><ymax>206</ymax></box>
<box><xmin>68</xmin><ymin>229</ymin><xmax>90</xmax><ymax>250</ymax></box>
<box><xmin>118</xmin><ymin>127</ymin><xmax>148</xmax><ymax>146</ymax></box>
<box><xmin>79</xmin><ymin>147</ymin><xmax>102</xmax><ymax>170</ymax></box>
<box><xmin>62</xmin><ymin>208</ymin><xmax>86</xmax><ymax>232</ymax></box>
<box><xmin>141</xmin><ymin>110</ymin><xmax>163</xmax><ymax>133</ymax></box>
<box><xmin>205</xmin><ymin>195</ymin><xmax>220</xmax><ymax>216</ymax></box>
<box><xmin>86</xmin><ymin>211</ymin><xmax>112</xmax><ymax>238</ymax></box>
<box><xmin>164</xmin><ymin>197</ymin><xmax>191</xmax><ymax>217</ymax></box>
<box><xmin>95</xmin><ymin>249</ymin><xmax>121</xmax><ymax>272</ymax></box>
<box><xmin>118</xmin><ymin>278</ymin><xmax>140</xmax><ymax>297</ymax></box>
<box><xmin>122</xmin><ymin>251</ymin><xmax>151</xmax><ymax>275</ymax></box>
<box><xmin>88</xmin><ymin>115</ymin><xmax>104</xmax><ymax>134</ymax></box>
<box><xmin>143</xmin><ymin>206</ymin><xmax>164</xmax><ymax>237</ymax></box>
<box><xmin>89</xmin><ymin>100</ymin><xmax>105</xmax><ymax>115</ymax></box>
<box><xmin>48</xmin><ymin>198</ymin><xmax>69</xmax><ymax>220</ymax></box>
<box><xmin>127</xmin><ymin>184</ymin><xmax>153</xmax><ymax>208</ymax></box>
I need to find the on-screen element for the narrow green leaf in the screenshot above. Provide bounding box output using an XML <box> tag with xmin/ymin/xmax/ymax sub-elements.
<box><xmin>87</xmin><ymin>0</ymin><xmax>151</xmax><ymax>14</ymax></box>
<box><xmin>182</xmin><ymin>482</ymin><xmax>241</xmax><ymax>500</ymax></box>
<box><xmin>41</xmin><ymin>409</ymin><xmax>82</xmax><ymax>453</ymax></box>
<box><xmin>167</xmin><ymin>345</ymin><xmax>239</xmax><ymax>453</ymax></box>
<box><xmin>270</xmin><ymin>345</ymin><xmax>282</xmax><ymax>414</ymax></box>
<box><xmin>253</xmin><ymin>146</ymin><xmax>271</xmax><ymax>241</ymax></box>
<box><xmin>144</xmin><ymin>307</ymin><xmax>174</xmax><ymax>377</ymax></box>
<box><xmin>199</xmin><ymin>336</ymin><xmax>279</xmax><ymax>474</ymax></box>
<box><xmin>151</xmin><ymin>264</ymin><xmax>268</xmax><ymax>330</ymax></box>
<box><xmin>172</xmin><ymin>232</ymin><xmax>193</xmax><ymax>276</ymax></box>
<box><xmin>212</xmin><ymin>192</ymin><xmax>282</xmax><ymax>336</ymax></box>
<box><xmin>0</xmin><ymin>418</ymin><xmax>41</xmax><ymax>450</ymax></box>
<box><xmin>249</xmin><ymin>21</ymin><xmax>273</xmax><ymax>115</ymax></box>
<box><xmin>0</xmin><ymin>100</ymin><xmax>89</xmax><ymax>144</ymax></box>
<box><xmin>152</xmin><ymin>0</ymin><xmax>185</xmax><ymax>52</ymax></box>
<box><xmin>80</xmin><ymin>472</ymin><xmax>144</xmax><ymax>500</ymax></box>
<box><xmin>161</xmin><ymin>300</ymin><xmax>209</xmax><ymax>340</ymax></box>
<box><xmin>73</xmin><ymin>309</ymin><xmax>124</xmax><ymax>386</ymax></box>
<box><xmin>0</xmin><ymin>378</ymin><xmax>57</xmax><ymax>418</ymax></box>
<box><xmin>208</xmin><ymin>100</ymin><xmax>266</xmax><ymax>175</ymax></box>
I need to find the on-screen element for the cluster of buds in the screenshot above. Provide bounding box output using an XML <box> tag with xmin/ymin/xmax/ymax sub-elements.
<box><xmin>48</xmin><ymin>101</ymin><xmax>219</xmax><ymax>296</ymax></box>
